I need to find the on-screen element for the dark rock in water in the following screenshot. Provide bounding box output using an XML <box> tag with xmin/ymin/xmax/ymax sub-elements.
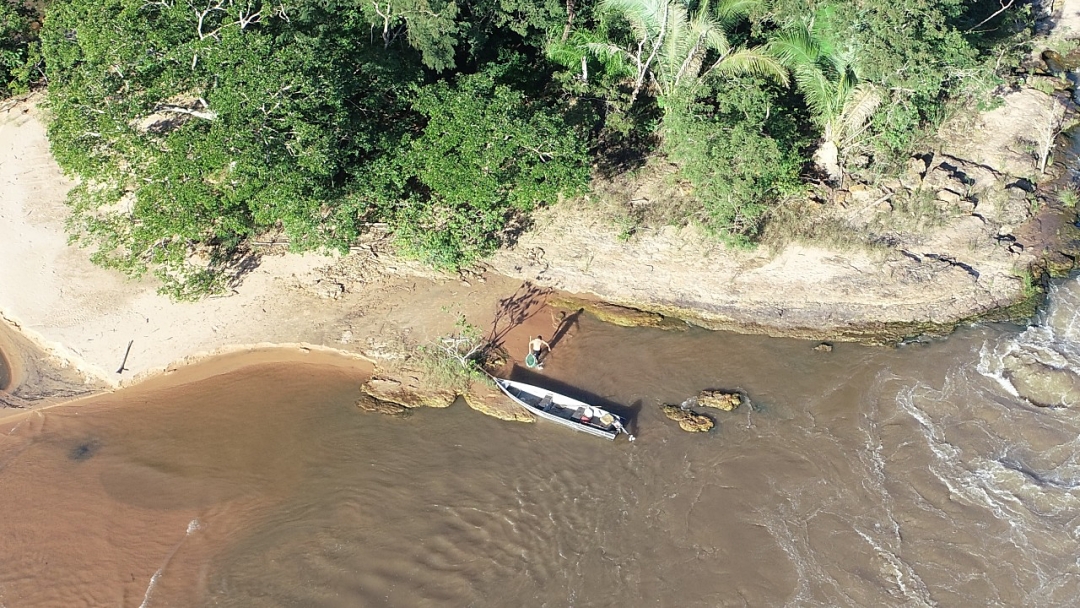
<box><xmin>660</xmin><ymin>404</ymin><xmax>715</xmax><ymax>432</ymax></box>
<box><xmin>697</xmin><ymin>390</ymin><xmax>742</xmax><ymax>411</ymax></box>
<box><xmin>68</xmin><ymin>439</ymin><xmax>101</xmax><ymax>461</ymax></box>
<box><xmin>813</xmin><ymin>343</ymin><xmax>834</xmax><ymax>353</ymax></box>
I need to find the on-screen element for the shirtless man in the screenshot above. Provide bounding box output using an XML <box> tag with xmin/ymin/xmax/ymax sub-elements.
<box><xmin>528</xmin><ymin>335</ymin><xmax>551</xmax><ymax>367</ymax></box>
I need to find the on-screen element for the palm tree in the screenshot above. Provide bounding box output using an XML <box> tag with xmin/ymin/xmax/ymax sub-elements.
<box><xmin>768</xmin><ymin>24</ymin><xmax>881</xmax><ymax>183</ymax></box>
<box><xmin>582</xmin><ymin>0</ymin><xmax>788</xmax><ymax>107</ymax></box>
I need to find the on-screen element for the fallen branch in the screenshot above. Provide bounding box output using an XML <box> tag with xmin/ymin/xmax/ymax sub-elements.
<box><xmin>155</xmin><ymin>105</ymin><xmax>217</xmax><ymax>121</ymax></box>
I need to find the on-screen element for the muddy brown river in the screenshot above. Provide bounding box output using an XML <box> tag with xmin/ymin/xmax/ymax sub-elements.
<box><xmin>3</xmin><ymin>281</ymin><xmax>1080</xmax><ymax>607</ymax></box>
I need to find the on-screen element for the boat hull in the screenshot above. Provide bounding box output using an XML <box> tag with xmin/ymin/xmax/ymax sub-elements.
<box><xmin>494</xmin><ymin>378</ymin><xmax>627</xmax><ymax>441</ymax></box>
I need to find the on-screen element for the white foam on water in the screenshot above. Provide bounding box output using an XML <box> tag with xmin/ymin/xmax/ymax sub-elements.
<box><xmin>885</xmin><ymin>278</ymin><xmax>1080</xmax><ymax>604</ymax></box>
<box><xmin>139</xmin><ymin>518</ymin><xmax>201</xmax><ymax>608</ymax></box>
<box><xmin>853</xmin><ymin>527</ymin><xmax>934</xmax><ymax>607</ymax></box>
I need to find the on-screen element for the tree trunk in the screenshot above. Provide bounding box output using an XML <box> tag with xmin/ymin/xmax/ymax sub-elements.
<box><xmin>813</xmin><ymin>140</ymin><xmax>842</xmax><ymax>185</ymax></box>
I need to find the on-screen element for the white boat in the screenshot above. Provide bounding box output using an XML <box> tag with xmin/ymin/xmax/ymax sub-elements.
<box><xmin>494</xmin><ymin>378</ymin><xmax>634</xmax><ymax>441</ymax></box>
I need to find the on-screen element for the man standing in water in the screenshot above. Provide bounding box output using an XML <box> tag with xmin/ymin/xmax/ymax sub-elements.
<box><xmin>527</xmin><ymin>335</ymin><xmax>551</xmax><ymax>369</ymax></box>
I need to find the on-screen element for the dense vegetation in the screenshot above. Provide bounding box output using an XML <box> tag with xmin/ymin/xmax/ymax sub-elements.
<box><xmin>7</xmin><ymin>0</ymin><xmax>1029</xmax><ymax>295</ymax></box>
<box><xmin>0</xmin><ymin>1</ymin><xmax>43</xmax><ymax>96</ymax></box>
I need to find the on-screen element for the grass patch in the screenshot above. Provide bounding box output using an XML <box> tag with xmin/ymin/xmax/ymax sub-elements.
<box><xmin>761</xmin><ymin>196</ymin><xmax>890</xmax><ymax>253</ymax></box>
<box><xmin>406</xmin><ymin>316</ymin><xmax>499</xmax><ymax>394</ymax></box>
<box><xmin>1058</xmin><ymin>186</ymin><xmax>1079</xmax><ymax>209</ymax></box>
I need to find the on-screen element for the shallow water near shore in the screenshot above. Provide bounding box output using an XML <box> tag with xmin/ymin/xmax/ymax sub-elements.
<box><xmin>4</xmin><ymin>286</ymin><xmax>1080</xmax><ymax>606</ymax></box>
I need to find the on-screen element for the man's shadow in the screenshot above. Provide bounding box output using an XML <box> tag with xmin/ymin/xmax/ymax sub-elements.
<box><xmin>547</xmin><ymin>308</ymin><xmax>583</xmax><ymax>350</ymax></box>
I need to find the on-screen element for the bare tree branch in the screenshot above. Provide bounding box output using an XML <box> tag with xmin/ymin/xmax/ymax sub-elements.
<box><xmin>967</xmin><ymin>0</ymin><xmax>1015</xmax><ymax>32</ymax></box>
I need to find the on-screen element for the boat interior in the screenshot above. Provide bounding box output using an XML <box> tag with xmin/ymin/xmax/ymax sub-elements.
<box><xmin>507</xmin><ymin>384</ymin><xmax>619</xmax><ymax>431</ymax></box>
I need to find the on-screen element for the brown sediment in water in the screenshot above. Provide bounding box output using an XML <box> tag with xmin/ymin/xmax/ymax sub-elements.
<box><xmin>0</xmin><ymin>349</ymin><xmax>375</xmax><ymax>607</ymax></box>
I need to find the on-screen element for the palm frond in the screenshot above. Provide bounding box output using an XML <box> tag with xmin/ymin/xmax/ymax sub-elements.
<box><xmin>583</xmin><ymin>41</ymin><xmax>637</xmax><ymax>78</ymax></box>
<box><xmin>601</xmin><ymin>0</ymin><xmax>668</xmax><ymax>39</ymax></box>
<box><xmin>836</xmin><ymin>82</ymin><xmax>882</xmax><ymax>143</ymax></box>
<box><xmin>707</xmin><ymin>47</ymin><xmax>789</xmax><ymax>86</ymax></box>
<box><xmin>767</xmin><ymin>26</ymin><xmax>820</xmax><ymax>69</ymax></box>
<box><xmin>713</xmin><ymin>0</ymin><xmax>763</xmax><ymax>23</ymax></box>
<box><xmin>547</xmin><ymin>28</ymin><xmax>605</xmax><ymax>64</ymax></box>
<box><xmin>790</xmin><ymin>66</ymin><xmax>836</xmax><ymax>122</ymax></box>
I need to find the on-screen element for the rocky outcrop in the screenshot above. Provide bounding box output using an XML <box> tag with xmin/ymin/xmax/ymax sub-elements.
<box><xmin>359</xmin><ymin>368</ymin><xmax>535</xmax><ymax>422</ymax></box>
<box><xmin>660</xmin><ymin>405</ymin><xmax>715</xmax><ymax>432</ymax></box>
<box><xmin>696</xmin><ymin>390</ymin><xmax>742</xmax><ymax>412</ymax></box>
<box><xmin>462</xmin><ymin>381</ymin><xmax>535</xmax><ymax>422</ymax></box>
<box><xmin>937</xmin><ymin>88</ymin><xmax>1065</xmax><ymax>181</ymax></box>
<box><xmin>360</xmin><ymin>376</ymin><xmax>456</xmax><ymax>409</ymax></box>
<box><xmin>355</xmin><ymin>393</ymin><xmax>412</xmax><ymax>417</ymax></box>
<box><xmin>547</xmin><ymin>295</ymin><xmax>683</xmax><ymax>329</ymax></box>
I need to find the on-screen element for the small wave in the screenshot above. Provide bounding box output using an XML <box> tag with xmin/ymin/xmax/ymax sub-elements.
<box><xmin>138</xmin><ymin>518</ymin><xmax>201</xmax><ymax>608</ymax></box>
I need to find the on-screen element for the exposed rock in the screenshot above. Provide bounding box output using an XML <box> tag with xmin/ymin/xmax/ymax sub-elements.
<box><xmin>355</xmin><ymin>394</ymin><xmax>411</xmax><ymax>417</ymax></box>
<box><xmin>923</xmin><ymin>167</ymin><xmax>968</xmax><ymax>194</ymax></box>
<box><xmin>313</xmin><ymin>280</ymin><xmax>345</xmax><ymax>299</ymax></box>
<box><xmin>482</xmin><ymin>82</ymin><xmax>1070</xmax><ymax>343</ymax></box>
<box><xmin>360</xmin><ymin>376</ymin><xmax>456</xmax><ymax>408</ymax></box>
<box><xmin>848</xmin><ymin>184</ymin><xmax>879</xmax><ymax>203</ymax></box>
<box><xmin>936</xmin><ymin>189</ymin><xmax>963</xmax><ymax>205</ymax></box>
<box><xmin>1026</xmin><ymin>74</ymin><xmax>1071</xmax><ymax>92</ymax></box>
<box><xmin>900</xmin><ymin>157</ymin><xmax>928</xmax><ymax>190</ymax></box>
<box><xmin>880</xmin><ymin>177</ymin><xmax>903</xmax><ymax>191</ymax></box>
<box><xmin>697</xmin><ymin>390</ymin><xmax>742</xmax><ymax>411</ymax></box>
<box><xmin>907</xmin><ymin>156</ymin><xmax>928</xmax><ymax>178</ymax></box>
<box><xmin>660</xmin><ymin>405</ymin><xmax>715</xmax><ymax>432</ymax></box>
<box><xmin>463</xmin><ymin>381</ymin><xmax>535</xmax><ymax>422</ymax></box>
<box><xmin>813</xmin><ymin>343</ymin><xmax>834</xmax><ymax>352</ymax></box>
<box><xmin>938</xmin><ymin>88</ymin><xmax>1066</xmax><ymax>180</ymax></box>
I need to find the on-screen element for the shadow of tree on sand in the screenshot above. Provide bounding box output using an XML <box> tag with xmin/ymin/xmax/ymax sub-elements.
<box><xmin>485</xmin><ymin>281</ymin><xmax>552</xmax><ymax>351</ymax></box>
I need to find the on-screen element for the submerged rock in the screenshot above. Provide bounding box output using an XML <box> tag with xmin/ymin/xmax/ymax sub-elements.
<box><xmin>813</xmin><ymin>343</ymin><xmax>833</xmax><ymax>353</ymax></box>
<box><xmin>660</xmin><ymin>405</ymin><xmax>715</xmax><ymax>432</ymax></box>
<box><xmin>1002</xmin><ymin>354</ymin><xmax>1080</xmax><ymax>408</ymax></box>
<box><xmin>697</xmin><ymin>390</ymin><xmax>742</xmax><ymax>411</ymax></box>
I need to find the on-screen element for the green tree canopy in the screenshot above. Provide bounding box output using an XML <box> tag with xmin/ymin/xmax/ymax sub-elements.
<box><xmin>390</xmin><ymin>70</ymin><xmax>590</xmax><ymax>268</ymax></box>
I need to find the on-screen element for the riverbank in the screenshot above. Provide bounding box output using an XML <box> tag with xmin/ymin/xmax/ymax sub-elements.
<box><xmin>2</xmin><ymin>23</ymin><xmax>1080</xmax><ymax>406</ymax></box>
